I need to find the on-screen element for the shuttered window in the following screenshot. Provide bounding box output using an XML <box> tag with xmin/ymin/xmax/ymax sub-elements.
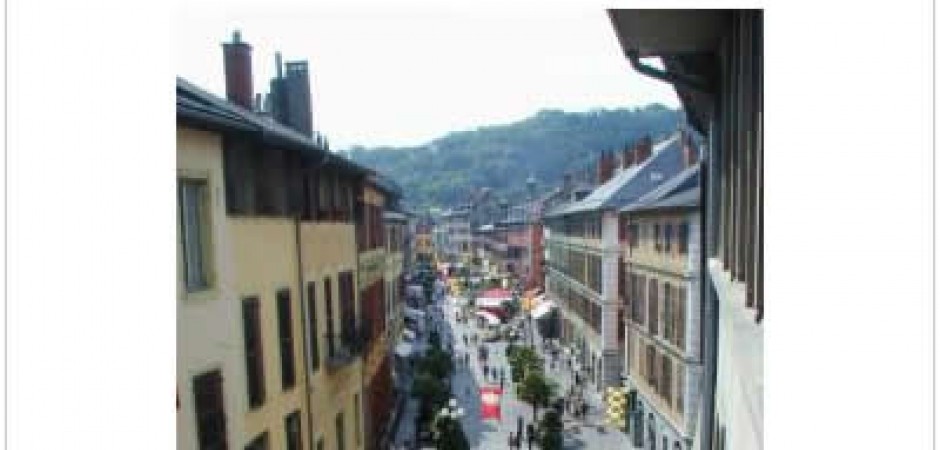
<box><xmin>661</xmin><ymin>356</ymin><xmax>672</xmax><ymax>405</ymax></box>
<box><xmin>193</xmin><ymin>370</ymin><xmax>227</xmax><ymax>450</ymax></box>
<box><xmin>654</xmin><ymin>223</ymin><xmax>661</xmax><ymax>251</ymax></box>
<box><xmin>285</xmin><ymin>410</ymin><xmax>302</xmax><ymax>450</ymax></box>
<box><xmin>242</xmin><ymin>297</ymin><xmax>265</xmax><ymax>408</ymax></box>
<box><xmin>339</xmin><ymin>271</ymin><xmax>356</xmax><ymax>346</ymax></box>
<box><xmin>676</xmin><ymin>287</ymin><xmax>686</xmax><ymax>349</ymax></box>
<box><xmin>676</xmin><ymin>365</ymin><xmax>685</xmax><ymax>415</ymax></box>
<box><xmin>678</xmin><ymin>221</ymin><xmax>689</xmax><ymax>254</ymax></box>
<box><xmin>648</xmin><ymin>279</ymin><xmax>659</xmax><ymax>336</ymax></box>
<box><xmin>276</xmin><ymin>289</ymin><xmax>296</xmax><ymax>390</ymax></box>
<box><xmin>335</xmin><ymin>412</ymin><xmax>346</xmax><ymax>450</ymax></box>
<box><xmin>664</xmin><ymin>222</ymin><xmax>673</xmax><ymax>253</ymax></box>
<box><xmin>324</xmin><ymin>277</ymin><xmax>336</xmax><ymax>358</ymax></box>
<box><xmin>663</xmin><ymin>283</ymin><xmax>673</xmax><ymax>342</ymax></box>
<box><xmin>307</xmin><ymin>282</ymin><xmax>320</xmax><ymax>371</ymax></box>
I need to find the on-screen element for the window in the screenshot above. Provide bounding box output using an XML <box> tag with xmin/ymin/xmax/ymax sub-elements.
<box><xmin>276</xmin><ymin>289</ymin><xmax>296</xmax><ymax>389</ymax></box>
<box><xmin>678</xmin><ymin>221</ymin><xmax>689</xmax><ymax>254</ymax></box>
<box><xmin>675</xmin><ymin>287</ymin><xmax>686</xmax><ymax>349</ymax></box>
<box><xmin>307</xmin><ymin>282</ymin><xmax>320</xmax><ymax>371</ymax></box>
<box><xmin>324</xmin><ymin>277</ymin><xmax>336</xmax><ymax>358</ymax></box>
<box><xmin>245</xmin><ymin>432</ymin><xmax>268</xmax><ymax>450</ymax></box>
<box><xmin>180</xmin><ymin>179</ymin><xmax>211</xmax><ymax>292</ymax></box>
<box><xmin>628</xmin><ymin>224</ymin><xmax>639</xmax><ymax>248</ymax></box>
<box><xmin>285</xmin><ymin>411</ymin><xmax>302</xmax><ymax>450</ymax></box>
<box><xmin>242</xmin><ymin>297</ymin><xmax>265</xmax><ymax>409</ymax></box>
<box><xmin>664</xmin><ymin>222</ymin><xmax>673</xmax><ymax>253</ymax></box>
<box><xmin>663</xmin><ymin>283</ymin><xmax>673</xmax><ymax>342</ymax></box>
<box><xmin>634</xmin><ymin>275</ymin><xmax>646</xmax><ymax>325</ymax></box>
<box><xmin>335</xmin><ymin>412</ymin><xmax>346</xmax><ymax>450</ymax></box>
<box><xmin>661</xmin><ymin>356</ymin><xmax>672</xmax><ymax>405</ymax></box>
<box><xmin>316</xmin><ymin>437</ymin><xmax>325</xmax><ymax>450</ymax></box>
<box><xmin>646</xmin><ymin>345</ymin><xmax>656</xmax><ymax>388</ymax></box>
<box><xmin>676</xmin><ymin>365</ymin><xmax>684</xmax><ymax>415</ymax></box>
<box><xmin>339</xmin><ymin>271</ymin><xmax>357</xmax><ymax>348</ymax></box>
<box><xmin>193</xmin><ymin>370</ymin><xmax>227</xmax><ymax>450</ymax></box>
<box><xmin>654</xmin><ymin>223</ymin><xmax>662</xmax><ymax>251</ymax></box>
<box><xmin>648</xmin><ymin>279</ymin><xmax>659</xmax><ymax>336</ymax></box>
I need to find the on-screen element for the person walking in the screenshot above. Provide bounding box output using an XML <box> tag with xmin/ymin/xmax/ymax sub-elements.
<box><xmin>508</xmin><ymin>432</ymin><xmax>515</xmax><ymax>450</ymax></box>
<box><xmin>526</xmin><ymin>423</ymin><xmax>535</xmax><ymax>450</ymax></box>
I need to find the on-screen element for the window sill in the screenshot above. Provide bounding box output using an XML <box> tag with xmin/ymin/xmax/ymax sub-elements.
<box><xmin>181</xmin><ymin>286</ymin><xmax>220</xmax><ymax>303</ymax></box>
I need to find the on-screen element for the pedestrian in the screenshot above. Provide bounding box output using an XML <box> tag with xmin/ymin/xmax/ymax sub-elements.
<box><xmin>526</xmin><ymin>423</ymin><xmax>535</xmax><ymax>450</ymax></box>
<box><xmin>508</xmin><ymin>432</ymin><xmax>515</xmax><ymax>450</ymax></box>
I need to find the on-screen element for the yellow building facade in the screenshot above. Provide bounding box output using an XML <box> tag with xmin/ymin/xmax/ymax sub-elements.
<box><xmin>178</xmin><ymin>77</ymin><xmax>372</xmax><ymax>450</ymax></box>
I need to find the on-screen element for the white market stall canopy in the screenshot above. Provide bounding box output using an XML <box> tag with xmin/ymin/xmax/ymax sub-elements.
<box><xmin>531</xmin><ymin>300</ymin><xmax>557</xmax><ymax>320</ymax></box>
<box><xmin>476</xmin><ymin>297</ymin><xmax>507</xmax><ymax>308</ymax></box>
<box><xmin>475</xmin><ymin>310</ymin><xmax>501</xmax><ymax>326</ymax></box>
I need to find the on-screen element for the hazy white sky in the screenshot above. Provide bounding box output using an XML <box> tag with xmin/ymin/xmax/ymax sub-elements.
<box><xmin>176</xmin><ymin>5</ymin><xmax>680</xmax><ymax>149</ymax></box>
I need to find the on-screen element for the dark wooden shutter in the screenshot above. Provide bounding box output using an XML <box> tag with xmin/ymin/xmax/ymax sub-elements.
<box><xmin>324</xmin><ymin>277</ymin><xmax>335</xmax><ymax>357</ymax></box>
<box><xmin>193</xmin><ymin>370</ymin><xmax>227</xmax><ymax>450</ymax></box>
<box><xmin>307</xmin><ymin>282</ymin><xmax>320</xmax><ymax>371</ymax></box>
<box><xmin>649</xmin><ymin>279</ymin><xmax>658</xmax><ymax>336</ymax></box>
<box><xmin>276</xmin><ymin>289</ymin><xmax>296</xmax><ymax>389</ymax></box>
<box><xmin>242</xmin><ymin>297</ymin><xmax>265</xmax><ymax>408</ymax></box>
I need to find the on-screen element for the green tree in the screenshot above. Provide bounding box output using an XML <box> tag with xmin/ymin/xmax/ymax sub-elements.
<box><xmin>507</xmin><ymin>346</ymin><xmax>542</xmax><ymax>381</ymax></box>
<box><xmin>412</xmin><ymin>372</ymin><xmax>449</xmax><ymax>408</ymax></box>
<box><xmin>432</xmin><ymin>413</ymin><xmax>470</xmax><ymax>450</ymax></box>
<box><xmin>516</xmin><ymin>371</ymin><xmax>557</xmax><ymax>421</ymax></box>
<box><xmin>537</xmin><ymin>410</ymin><xmax>564</xmax><ymax>450</ymax></box>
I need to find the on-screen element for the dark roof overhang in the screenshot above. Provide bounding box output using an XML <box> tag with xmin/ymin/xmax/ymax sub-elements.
<box><xmin>607</xmin><ymin>9</ymin><xmax>734</xmax><ymax>133</ymax></box>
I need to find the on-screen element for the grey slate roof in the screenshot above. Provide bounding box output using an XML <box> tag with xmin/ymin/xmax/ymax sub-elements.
<box><xmin>176</xmin><ymin>77</ymin><xmax>369</xmax><ymax>176</ymax></box>
<box><xmin>546</xmin><ymin>131</ymin><xmax>686</xmax><ymax>217</ymax></box>
<box><xmin>621</xmin><ymin>163</ymin><xmax>700</xmax><ymax>213</ymax></box>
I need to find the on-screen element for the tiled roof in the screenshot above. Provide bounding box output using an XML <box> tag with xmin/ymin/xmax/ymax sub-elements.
<box><xmin>176</xmin><ymin>77</ymin><xmax>368</xmax><ymax>175</ymax></box>
<box><xmin>546</xmin><ymin>132</ymin><xmax>685</xmax><ymax>217</ymax></box>
<box><xmin>621</xmin><ymin>163</ymin><xmax>700</xmax><ymax>213</ymax></box>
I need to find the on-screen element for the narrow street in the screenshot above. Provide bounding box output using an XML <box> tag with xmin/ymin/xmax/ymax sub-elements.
<box><xmin>393</xmin><ymin>290</ymin><xmax>639</xmax><ymax>449</ymax></box>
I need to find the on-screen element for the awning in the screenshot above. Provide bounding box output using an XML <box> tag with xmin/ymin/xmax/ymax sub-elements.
<box><xmin>531</xmin><ymin>300</ymin><xmax>557</xmax><ymax>320</ymax></box>
<box><xmin>476</xmin><ymin>297</ymin><xmax>506</xmax><ymax>308</ymax></box>
<box><xmin>475</xmin><ymin>310</ymin><xmax>501</xmax><ymax>326</ymax></box>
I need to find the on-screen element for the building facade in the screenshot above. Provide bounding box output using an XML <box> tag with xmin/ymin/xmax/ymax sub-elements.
<box><xmin>609</xmin><ymin>10</ymin><xmax>764</xmax><ymax>450</ymax></box>
<box><xmin>621</xmin><ymin>164</ymin><xmax>703</xmax><ymax>450</ymax></box>
<box><xmin>178</xmin><ymin>31</ymin><xmax>407</xmax><ymax>450</ymax></box>
<box><xmin>544</xmin><ymin>132</ymin><xmax>688</xmax><ymax>393</ymax></box>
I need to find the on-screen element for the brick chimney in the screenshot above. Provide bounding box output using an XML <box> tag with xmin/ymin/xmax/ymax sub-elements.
<box><xmin>634</xmin><ymin>135</ymin><xmax>653</xmax><ymax>165</ymax></box>
<box><xmin>597</xmin><ymin>151</ymin><xmax>616</xmax><ymax>184</ymax></box>
<box><xmin>222</xmin><ymin>30</ymin><xmax>253</xmax><ymax>109</ymax></box>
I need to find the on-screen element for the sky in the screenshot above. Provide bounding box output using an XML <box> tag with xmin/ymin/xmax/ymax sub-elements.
<box><xmin>176</xmin><ymin>5</ymin><xmax>680</xmax><ymax>150</ymax></box>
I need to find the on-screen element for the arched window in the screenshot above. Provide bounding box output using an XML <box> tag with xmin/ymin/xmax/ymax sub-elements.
<box><xmin>674</xmin><ymin>441</ymin><xmax>682</xmax><ymax>450</ymax></box>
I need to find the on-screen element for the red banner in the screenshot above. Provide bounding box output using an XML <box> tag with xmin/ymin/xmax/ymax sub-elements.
<box><xmin>480</xmin><ymin>386</ymin><xmax>503</xmax><ymax>420</ymax></box>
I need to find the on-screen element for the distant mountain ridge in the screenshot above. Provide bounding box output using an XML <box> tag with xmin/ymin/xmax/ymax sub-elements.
<box><xmin>345</xmin><ymin>105</ymin><xmax>682</xmax><ymax>210</ymax></box>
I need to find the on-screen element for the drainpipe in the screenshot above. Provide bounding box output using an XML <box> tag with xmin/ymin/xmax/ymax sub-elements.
<box><xmin>294</xmin><ymin>214</ymin><xmax>316</xmax><ymax>450</ymax></box>
<box><xmin>625</xmin><ymin>50</ymin><xmax>713</xmax><ymax>94</ymax></box>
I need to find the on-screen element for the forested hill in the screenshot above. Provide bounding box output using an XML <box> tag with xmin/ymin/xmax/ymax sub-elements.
<box><xmin>345</xmin><ymin>104</ymin><xmax>681</xmax><ymax>211</ymax></box>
